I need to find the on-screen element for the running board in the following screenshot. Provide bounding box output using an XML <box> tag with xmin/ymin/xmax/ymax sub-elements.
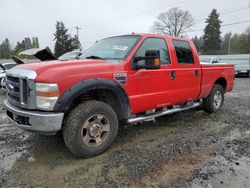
<box><xmin>128</xmin><ymin>102</ymin><xmax>201</xmax><ymax>124</ymax></box>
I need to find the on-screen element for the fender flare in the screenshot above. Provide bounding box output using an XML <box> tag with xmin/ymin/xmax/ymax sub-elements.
<box><xmin>53</xmin><ymin>78</ymin><xmax>130</xmax><ymax>120</ymax></box>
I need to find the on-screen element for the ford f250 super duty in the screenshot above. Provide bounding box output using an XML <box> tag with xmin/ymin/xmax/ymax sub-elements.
<box><xmin>4</xmin><ymin>34</ymin><xmax>235</xmax><ymax>158</ymax></box>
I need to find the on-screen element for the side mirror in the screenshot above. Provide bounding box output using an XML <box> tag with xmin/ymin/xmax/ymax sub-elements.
<box><xmin>133</xmin><ymin>50</ymin><xmax>161</xmax><ymax>70</ymax></box>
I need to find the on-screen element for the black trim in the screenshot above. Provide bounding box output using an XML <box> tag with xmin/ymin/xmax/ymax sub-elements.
<box><xmin>53</xmin><ymin>78</ymin><xmax>130</xmax><ymax>120</ymax></box>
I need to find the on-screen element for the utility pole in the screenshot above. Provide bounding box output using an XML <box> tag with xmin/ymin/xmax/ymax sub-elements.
<box><xmin>228</xmin><ymin>36</ymin><xmax>231</xmax><ymax>55</ymax></box>
<box><xmin>74</xmin><ymin>26</ymin><xmax>82</xmax><ymax>39</ymax></box>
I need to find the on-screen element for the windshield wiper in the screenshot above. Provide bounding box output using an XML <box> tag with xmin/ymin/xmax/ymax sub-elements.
<box><xmin>86</xmin><ymin>55</ymin><xmax>105</xmax><ymax>60</ymax></box>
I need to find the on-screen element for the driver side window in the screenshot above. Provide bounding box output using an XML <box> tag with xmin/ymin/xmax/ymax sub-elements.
<box><xmin>134</xmin><ymin>38</ymin><xmax>170</xmax><ymax>66</ymax></box>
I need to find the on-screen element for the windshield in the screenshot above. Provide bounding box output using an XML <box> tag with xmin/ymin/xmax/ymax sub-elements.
<box><xmin>200</xmin><ymin>57</ymin><xmax>211</xmax><ymax>62</ymax></box>
<box><xmin>80</xmin><ymin>35</ymin><xmax>140</xmax><ymax>60</ymax></box>
<box><xmin>59</xmin><ymin>51</ymin><xmax>82</xmax><ymax>60</ymax></box>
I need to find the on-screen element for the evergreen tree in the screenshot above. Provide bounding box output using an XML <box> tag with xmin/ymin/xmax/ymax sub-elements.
<box><xmin>72</xmin><ymin>35</ymin><xmax>81</xmax><ymax>49</ymax></box>
<box><xmin>230</xmin><ymin>27</ymin><xmax>250</xmax><ymax>54</ymax></box>
<box><xmin>24</xmin><ymin>37</ymin><xmax>32</xmax><ymax>49</ymax></box>
<box><xmin>32</xmin><ymin>37</ymin><xmax>40</xmax><ymax>48</ymax></box>
<box><xmin>203</xmin><ymin>9</ymin><xmax>222</xmax><ymax>55</ymax></box>
<box><xmin>54</xmin><ymin>21</ymin><xmax>79</xmax><ymax>57</ymax></box>
<box><xmin>14</xmin><ymin>41</ymin><xmax>25</xmax><ymax>54</ymax></box>
<box><xmin>0</xmin><ymin>38</ymin><xmax>12</xmax><ymax>59</ymax></box>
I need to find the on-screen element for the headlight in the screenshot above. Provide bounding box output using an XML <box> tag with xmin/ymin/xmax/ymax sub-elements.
<box><xmin>35</xmin><ymin>83</ymin><xmax>59</xmax><ymax>110</ymax></box>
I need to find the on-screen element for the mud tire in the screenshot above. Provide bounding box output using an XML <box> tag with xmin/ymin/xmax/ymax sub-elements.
<box><xmin>63</xmin><ymin>100</ymin><xmax>118</xmax><ymax>158</ymax></box>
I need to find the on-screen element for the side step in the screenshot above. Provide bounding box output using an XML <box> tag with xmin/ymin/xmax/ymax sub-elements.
<box><xmin>128</xmin><ymin>102</ymin><xmax>201</xmax><ymax>124</ymax></box>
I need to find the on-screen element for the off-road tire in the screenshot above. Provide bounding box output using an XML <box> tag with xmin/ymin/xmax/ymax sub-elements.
<box><xmin>63</xmin><ymin>100</ymin><xmax>118</xmax><ymax>158</ymax></box>
<box><xmin>203</xmin><ymin>84</ymin><xmax>225</xmax><ymax>113</ymax></box>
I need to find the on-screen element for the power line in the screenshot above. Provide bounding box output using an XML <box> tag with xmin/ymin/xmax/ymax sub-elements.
<box><xmin>187</xmin><ymin>19</ymin><xmax>250</xmax><ymax>33</ymax></box>
<box><xmin>194</xmin><ymin>7</ymin><xmax>249</xmax><ymax>23</ymax></box>
<box><xmin>82</xmin><ymin>5</ymin><xmax>249</xmax><ymax>38</ymax></box>
<box><xmin>82</xmin><ymin>0</ymin><xmax>203</xmax><ymax>27</ymax></box>
<box><xmin>80</xmin><ymin>2</ymin><xmax>250</xmax><ymax>43</ymax></box>
<box><xmin>82</xmin><ymin>18</ymin><xmax>250</xmax><ymax>48</ymax></box>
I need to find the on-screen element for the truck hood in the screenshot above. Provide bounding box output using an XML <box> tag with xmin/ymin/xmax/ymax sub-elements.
<box><xmin>14</xmin><ymin>59</ymin><xmax>122</xmax><ymax>83</ymax></box>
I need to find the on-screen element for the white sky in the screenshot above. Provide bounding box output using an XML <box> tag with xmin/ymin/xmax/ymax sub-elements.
<box><xmin>0</xmin><ymin>0</ymin><xmax>250</xmax><ymax>50</ymax></box>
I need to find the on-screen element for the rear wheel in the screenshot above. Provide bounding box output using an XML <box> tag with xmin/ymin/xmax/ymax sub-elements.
<box><xmin>203</xmin><ymin>84</ymin><xmax>225</xmax><ymax>113</ymax></box>
<box><xmin>63</xmin><ymin>100</ymin><xmax>118</xmax><ymax>158</ymax></box>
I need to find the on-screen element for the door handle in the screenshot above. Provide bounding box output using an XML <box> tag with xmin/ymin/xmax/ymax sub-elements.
<box><xmin>195</xmin><ymin>70</ymin><xmax>199</xmax><ymax>77</ymax></box>
<box><xmin>171</xmin><ymin>71</ymin><xmax>176</xmax><ymax>80</ymax></box>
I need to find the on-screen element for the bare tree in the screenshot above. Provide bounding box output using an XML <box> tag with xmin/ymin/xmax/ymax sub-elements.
<box><xmin>152</xmin><ymin>7</ymin><xmax>195</xmax><ymax>37</ymax></box>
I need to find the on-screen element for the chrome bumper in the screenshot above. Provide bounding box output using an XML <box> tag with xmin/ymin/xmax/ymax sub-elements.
<box><xmin>4</xmin><ymin>99</ymin><xmax>64</xmax><ymax>135</ymax></box>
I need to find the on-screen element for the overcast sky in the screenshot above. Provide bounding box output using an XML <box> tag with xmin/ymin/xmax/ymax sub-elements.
<box><xmin>0</xmin><ymin>0</ymin><xmax>250</xmax><ymax>50</ymax></box>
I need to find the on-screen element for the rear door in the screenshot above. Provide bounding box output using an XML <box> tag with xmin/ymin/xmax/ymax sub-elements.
<box><xmin>170</xmin><ymin>39</ymin><xmax>201</xmax><ymax>103</ymax></box>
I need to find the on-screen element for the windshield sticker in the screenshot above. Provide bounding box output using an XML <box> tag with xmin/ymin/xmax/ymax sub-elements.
<box><xmin>113</xmin><ymin>45</ymin><xmax>128</xmax><ymax>51</ymax></box>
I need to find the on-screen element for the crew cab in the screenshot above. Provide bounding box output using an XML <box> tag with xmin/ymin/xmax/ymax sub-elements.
<box><xmin>4</xmin><ymin>34</ymin><xmax>234</xmax><ymax>158</ymax></box>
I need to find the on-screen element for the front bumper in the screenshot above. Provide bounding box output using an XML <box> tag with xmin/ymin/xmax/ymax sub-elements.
<box><xmin>4</xmin><ymin>99</ymin><xmax>64</xmax><ymax>135</ymax></box>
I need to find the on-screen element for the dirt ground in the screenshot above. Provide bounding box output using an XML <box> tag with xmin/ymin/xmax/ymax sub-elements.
<box><xmin>0</xmin><ymin>78</ymin><xmax>250</xmax><ymax>188</ymax></box>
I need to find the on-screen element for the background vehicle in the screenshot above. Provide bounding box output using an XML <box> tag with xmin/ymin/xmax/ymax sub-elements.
<box><xmin>4</xmin><ymin>34</ymin><xmax>234</xmax><ymax>158</ymax></box>
<box><xmin>199</xmin><ymin>56</ymin><xmax>221</xmax><ymax>64</ymax></box>
<box><xmin>0</xmin><ymin>61</ymin><xmax>18</xmax><ymax>88</ymax></box>
<box><xmin>0</xmin><ymin>49</ymin><xmax>83</xmax><ymax>88</ymax></box>
<box><xmin>234</xmin><ymin>63</ymin><xmax>250</xmax><ymax>77</ymax></box>
<box><xmin>58</xmin><ymin>49</ymin><xmax>83</xmax><ymax>60</ymax></box>
<box><xmin>19</xmin><ymin>48</ymin><xmax>83</xmax><ymax>61</ymax></box>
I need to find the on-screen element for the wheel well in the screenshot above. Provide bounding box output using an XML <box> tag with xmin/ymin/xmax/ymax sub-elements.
<box><xmin>214</xmin><ymin>77</ymin><xmax>227</xmax><ymax>90</ymax></box>
<box><xmin>69</xmin><ymin>89</ymin><xmax>128</xmax><ymax>120</ymax></box>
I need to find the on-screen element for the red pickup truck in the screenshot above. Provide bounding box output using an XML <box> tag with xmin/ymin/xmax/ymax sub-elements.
<box><xmin>4</xmin><ymin>34</ymin><xmax>234</xmax><ymax>158</ymax></box>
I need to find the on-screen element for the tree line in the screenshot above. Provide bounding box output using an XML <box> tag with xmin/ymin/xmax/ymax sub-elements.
<box><xmin>0</xmin><ymin>37</ymin><xmax>39</xmax><ymax>59</ymax></box>
<box><xmin>0</xmin><ymin>21</ymin><xmax>80</xmax><ymax>59</ymax></box>
<box><xmin>152</xmin><ymin>8</ymin><xmax>250</xmax><ymax>55</ymax></box>
<box><xmin>192</xmin><ymin>9</ymin><xmax>250</xmax><ymax>55</ymax></box>
<box><xmin>1</xmin><ymin>8</ymin><xmax>249</xmax><ymax>59</ymax></box>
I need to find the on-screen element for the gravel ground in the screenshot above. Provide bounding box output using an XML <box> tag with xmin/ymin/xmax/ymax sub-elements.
<box><xmin>0</xmin><ymin>78</ymin><xmax>250</xmax><ymax>188</ymax></box>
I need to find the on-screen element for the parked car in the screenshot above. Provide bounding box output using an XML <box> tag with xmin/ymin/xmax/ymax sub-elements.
<box><xmin>0</xmin><ymin>49</ymin><xmax>83</xmax><ymax>89</ymax></box>
<box><xmin>4</xmin><ymin>34</ymin><xmax>234</xmax><ymax>158</ymax></box>
<box><xmin>0</xmin><ymin>61</ymin><xmax>18</xmax><ymax>88</ymax></box>
<box><xmin>199</xmin><ymin>56</ymin><xmax>221</xmax><ymax>64</ymax></box>
<box><xmin>58</xmin><ymin>49</ymin><xmax>83</xmax><ymax>60</ymax></box>
<box><xmin>234</xmin><ymin>63</ymin><xmax>250</xmax><ymax>77</ymax></box>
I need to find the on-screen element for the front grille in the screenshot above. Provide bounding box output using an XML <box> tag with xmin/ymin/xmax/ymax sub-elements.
<box><xmin>6</xmin><ymin>76</ymin><xmax>21</xmax><ymax>103</ymax></box>
<box><xmin>6</xmin><ymin>75</ymin><xmax>36</xmax><ymax>109</ymax></box>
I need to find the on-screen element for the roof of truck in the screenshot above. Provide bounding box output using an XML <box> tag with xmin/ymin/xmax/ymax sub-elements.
<box><xmin>127</xmin><ymin>33</ymin><xmax>191</xmax><ymax>41</ymax></box>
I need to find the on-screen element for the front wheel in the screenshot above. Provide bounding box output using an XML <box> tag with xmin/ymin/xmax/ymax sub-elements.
<box><xmin>203</xmin><ymin>84</ymin><xmax>225</xmax><ymax>113</ymax></box>
<box><xmin>63</xmin><ymin>100</ymin><xmax>118</xmax><ymax>158</ymax></box>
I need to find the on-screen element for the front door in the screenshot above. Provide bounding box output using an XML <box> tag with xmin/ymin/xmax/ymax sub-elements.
<box><xmin>126</xmin><ymin>37</ymin><xmax>173</xmax><ymax>114</ymax></box>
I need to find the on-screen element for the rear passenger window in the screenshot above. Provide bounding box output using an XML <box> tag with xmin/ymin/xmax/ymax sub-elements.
<box><xmin>173</xmin><ymin>40</ymin><xmax>194</xmax><ymax>64</ymax></box>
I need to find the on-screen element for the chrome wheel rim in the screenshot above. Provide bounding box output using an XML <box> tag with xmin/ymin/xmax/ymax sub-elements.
<box><xmin>213</xmin><ymin>91</ymin><xmax>222</xmax><ymax>109</ymax></box>
<box><xmin>81</xmin><ymin>114</ymin><xmax>110</xmax><ymax>147</ymax></box>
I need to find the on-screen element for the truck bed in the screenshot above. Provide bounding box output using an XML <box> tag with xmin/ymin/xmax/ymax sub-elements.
<box><xmin>199</xmin><ymin>64</ymin><xmax>235</xmax><ymax>99</ymax></box>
